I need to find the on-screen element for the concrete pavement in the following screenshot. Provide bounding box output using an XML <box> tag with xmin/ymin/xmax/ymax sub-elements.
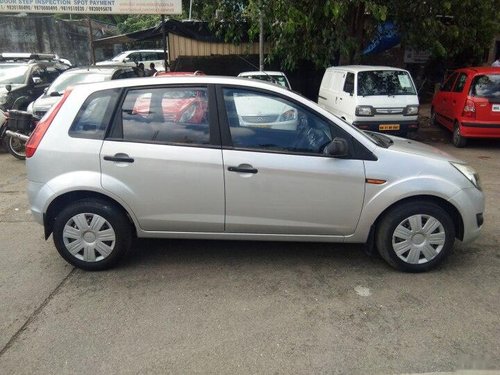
<box><xmin>0</xmin><ymin>136</ymin><xmax>499</xmax><ymax>374</ymax></box>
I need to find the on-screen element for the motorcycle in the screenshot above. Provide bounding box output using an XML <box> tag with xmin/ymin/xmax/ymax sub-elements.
<box><xmin>0</xmin><ymin>109</ymin><xmax>37</xmax><ymax>160</ymax></box>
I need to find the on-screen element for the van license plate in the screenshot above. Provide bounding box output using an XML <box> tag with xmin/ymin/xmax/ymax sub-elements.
<box><xmin>379</xmin><ymin>124</ymin><xmax>400</xmax><ymax>131</ymax></box>
<box><xmin>492</xmin><ymin>104</ymin><xmax>500</xmax><ymax>112</ymax></box>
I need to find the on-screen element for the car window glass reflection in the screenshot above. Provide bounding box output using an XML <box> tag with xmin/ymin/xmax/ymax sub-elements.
<box><xmin>121</xmin><ymin>87</ymin><xmax>210</xmax><ymax>145</ymax></box>
<box><xmin>223</xmin><ymin>88</ymin><xmax>339</xmax><ymax>154</ymax></box>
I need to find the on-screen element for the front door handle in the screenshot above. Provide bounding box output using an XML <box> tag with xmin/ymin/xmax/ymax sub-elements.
<box><xmin>228</xmin><ymin>165</ymin><xmax>258</xmax><ymax>174</ymax></box>
<box><xmin>103</xmin><ymin>154</ymin><xmax>134</xmax><ymax>163</ymax></box>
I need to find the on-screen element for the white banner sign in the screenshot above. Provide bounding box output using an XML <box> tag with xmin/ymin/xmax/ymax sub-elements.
<box><xmin>0</xmin><ymin>0</ymin><xmax>182</xmax><ymax>15</ymax></box>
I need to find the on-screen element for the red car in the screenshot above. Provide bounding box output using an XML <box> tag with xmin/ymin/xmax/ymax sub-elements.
<box><xmin>431</xmin><ymin>67</ymin><xmax>500</xmax><ymax>147</ymax></box>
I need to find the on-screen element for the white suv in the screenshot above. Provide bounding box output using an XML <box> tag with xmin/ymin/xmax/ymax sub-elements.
<box><xmin>96</xmin><ymin>50</ymin><xmax>165</xmax><ymax>69</ymax></box>
<box><xmin>26</xmin><ymin>77</ymin><xmax>484</xmax><ymax>271</ymax></box>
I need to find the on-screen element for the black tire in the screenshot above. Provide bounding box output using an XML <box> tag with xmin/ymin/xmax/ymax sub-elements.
<box><xmin>452</xmin><ymin>123</ymin><xmax>467</xmax><ymax>147</ymax></box>
<box><xmin>53</xmin><ymin>199</ymin><xmax>132</xmax><ymax>271</ymax></box>
<box><xmin>375</xmin><ymin>201</ymin><xmax>455</xmax><ymax>272</ymax></box>
<box><xmin>5</xmin><ymin>135</ymin><xmax>26</xmax><ymax>160</ymax></box>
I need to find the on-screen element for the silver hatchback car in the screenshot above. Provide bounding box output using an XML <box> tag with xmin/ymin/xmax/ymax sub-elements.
<box><xmin>26</xmin><ymin>77</ymin><xmax>484</xmax><ymax>272</ymax></box>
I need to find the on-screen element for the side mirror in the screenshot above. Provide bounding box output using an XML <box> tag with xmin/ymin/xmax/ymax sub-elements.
<box><xmin>123</xmin><ymin>57</ymin><xmax>131</xmax><ymax>63</ymax></box>
<box><xmin>324</xmin><ymin>137</ymin><xmax>348</xmax><ymax>157</ymax></box>
<box><xmin>32</xmin><ymin>76</ymin><xmax>42</xmax><ymax>85</ymax></box>
<box><xmin>5</xmin><ymin>84</ymin><xmax>12</xmax><ymax>92</ymax></box>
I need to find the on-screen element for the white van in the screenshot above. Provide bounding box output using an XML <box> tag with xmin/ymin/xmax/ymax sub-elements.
<box><xmin>318</xmin><ymin>65</ymin><xmax>419</xmax><ymax>137</ymax></box>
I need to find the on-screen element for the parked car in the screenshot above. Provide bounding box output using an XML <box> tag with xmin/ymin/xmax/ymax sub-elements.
<box><xmin>28</xmin><ymin>66</ymin><xmax>139</xmax><ymax>118</ymax></box>
<box><xmin>96</xmin><ymin>50</ymin><xmax>165</xmax><ymax>70</ymax></box>
<box><xmin>26</xmin><ymin>76</ymin><xmax>484</xmax><ymax>272</ymax></box>
<box><xmin>318</xmin><ymin>65</ymin><xmax>419</xmax><ymax>137</ymax></box>
<box><xmin>0</xmin><ymin>53</ymin><xmax>70</xmax><ymax>112</ymax></box>
<box><xmin>431</xmin><ymin>66</ymin><xmax>500</xmax><ymax>147</ymax></box>
<box><xmin>238</xmin><ymin>71</ymin><xmax>292</xmax><ymax>89</ymax></box>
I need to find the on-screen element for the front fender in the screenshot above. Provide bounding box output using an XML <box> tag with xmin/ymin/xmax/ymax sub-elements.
<box><xmin>346</xmin><ymin>175</ymin><xmax>463</xmax><ymax>242</ymax></box>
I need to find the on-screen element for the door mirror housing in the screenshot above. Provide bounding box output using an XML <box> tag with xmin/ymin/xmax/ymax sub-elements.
<box><xmin>32</xmin><ymin>76</ymin><xmax>42</xmax><ymax>85</ymax></box>
<box><xmin>324</xmin><ymin>138</ymin><xmax>348</xmax><ymax>157</ymax></box>
<box><xmin>5</xmin><ymin>84</ymin><xmax>12</xmax><ymax>92</ymax></box>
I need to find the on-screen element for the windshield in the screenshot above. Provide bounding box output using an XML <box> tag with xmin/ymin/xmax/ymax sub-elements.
<box><xmin>470</xmin><ymin>74</ymin><xmax>500</xmax><ymax>99</ymax></box>
<box><xmin>0</xmin><ymin>64</ymin><xmax>29</xmax><ymax>85</ymax></box>
<box><xmin>111</xmin><ymin>52</ymin><xmax>129</xmax><ymax>61</ymax></box>
<box><xmin>48</xmin><ymin>72</ymin><xmax>109</xmax><ymax>95</ymax></box>
<box><xmin>244</xmin><ymin>74</ymin><xmax>290</xmax><ymax>89</ymax></box>
<box><xmin>358</xmin><ymin>70</ymin><xmax>416</xmax><ymax>96</ymax></box>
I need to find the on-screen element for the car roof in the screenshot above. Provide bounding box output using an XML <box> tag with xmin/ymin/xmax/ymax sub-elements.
<box><xmin>122</xmin><ymin>50</ymin><xmax>164</xmax><ymax>53</ymax></box>
<box><xmin>454</xmin><ymin>66</ymin><xmax>500</xmax><ymax>74</ymax></box>
<box><xmin>64</xmin><ymin>66</ymin><xmax>133</xmax><ymax>74</ymax></box>
<box><xmin>238</xmin><ymin>71</ymin><xmax>287</xmax><ymax>76</ymax></box>
<box><xmin>326</xmin><ymin>65</ymin><xmax>408</xmax><ymax>73</ymax></box>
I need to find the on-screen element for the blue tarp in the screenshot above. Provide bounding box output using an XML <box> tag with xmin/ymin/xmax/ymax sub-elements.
<box><xmin>362</xmin><ymin>21</ymin><xmax>401</xmax><ymax>55</ymax></box>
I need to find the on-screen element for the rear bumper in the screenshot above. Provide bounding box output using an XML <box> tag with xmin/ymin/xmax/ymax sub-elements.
<box><xmin>352</xmin><ymin>119</ymin><xmax>419</xmax><ymax>135</ymax></box>
<box><xmin>460</xmin><ymin>121</ymin><xmax>500</xmax><ymax>138</ymax></box>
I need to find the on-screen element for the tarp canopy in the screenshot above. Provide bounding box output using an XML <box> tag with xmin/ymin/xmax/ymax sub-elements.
<box><xmin>93</xmin><ymin>19</ymin><xmax>227</xmax><ymax>47</ymax></box>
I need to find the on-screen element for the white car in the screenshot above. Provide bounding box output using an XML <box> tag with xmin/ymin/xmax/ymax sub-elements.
<box><xmin>96</xmin><ymin>50</ymin><xmax>165</xmax><ymax>70</ymax></box>
<box><xmin>238</xmin><ymin>71</ymin><xmax>292</xmax><ymax>89</ymax></box>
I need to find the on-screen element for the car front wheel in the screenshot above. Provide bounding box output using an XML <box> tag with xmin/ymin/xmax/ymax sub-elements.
<box><xmin>376</xmin><ymin>201</ymin><xmax>455</xmax><ymax>272</ymax></box>
<box><xmin>53</xmin><ymin>199</ymin><xmax>132</xmax><ymax>271</ymax></box>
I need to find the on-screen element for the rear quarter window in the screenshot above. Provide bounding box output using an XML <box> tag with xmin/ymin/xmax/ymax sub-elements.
<box><xmin>69</xmin><ymin>88</ymin><xmax>120</xmax><ymax>139</ymax></box>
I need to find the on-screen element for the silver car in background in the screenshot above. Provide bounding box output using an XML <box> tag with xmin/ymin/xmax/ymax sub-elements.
<box><xmin>25</xmin><ymin>76</ymin><xmax>484</xmax><ymax>272</ymax></box>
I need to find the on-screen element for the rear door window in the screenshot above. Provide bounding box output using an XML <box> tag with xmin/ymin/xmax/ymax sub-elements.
<box><xmin>452</xmin><ymin>73</ymin><xmax>468</xmax><ymax>93</ymax></box>
<box><xmin>116</xmin><ymin>87</ymin><xmax>211</xmax><ymax>145</ymax></box>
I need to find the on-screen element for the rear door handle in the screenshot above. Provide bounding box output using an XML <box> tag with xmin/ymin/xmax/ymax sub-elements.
<box><xmin>228</xmin><ymin>165</ymin><xmax>258</xmax><ymax>174</ymax></box>
<box><xmin>103</xmin><ymin>154</ymin><xmax>134</xmax><ymax>163</ymax></box>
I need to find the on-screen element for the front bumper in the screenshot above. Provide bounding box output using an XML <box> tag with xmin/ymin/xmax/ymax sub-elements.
<box><xmin>448</xmin><ymin>187</ymin><xmax>485</xmax><ymax>244</ymax></box>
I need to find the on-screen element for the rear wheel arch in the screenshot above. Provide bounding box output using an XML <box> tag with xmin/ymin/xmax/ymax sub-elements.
<box><xmin>44</xmin><ymin>191</ymin><xmax>137</xmax><ymax>239</ymax></box>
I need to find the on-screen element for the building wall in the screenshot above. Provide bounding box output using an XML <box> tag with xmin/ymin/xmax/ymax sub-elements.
<box><xmin>0</xmin><ymin>15</ymin><xmax>117</xmax><ymax>66</ymax></box>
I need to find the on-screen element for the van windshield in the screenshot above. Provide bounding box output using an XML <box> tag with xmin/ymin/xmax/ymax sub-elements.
<box><xmin>357</xmin><ymin>70</ymin><xmax>416</xmax><ymax>96</ymax></box>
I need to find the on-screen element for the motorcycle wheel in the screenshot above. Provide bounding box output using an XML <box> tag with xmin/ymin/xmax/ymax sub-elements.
<box><xmin>5</xmin><ymin>135</ymin><xmax>26</xmax><ymax>160</ymax></box>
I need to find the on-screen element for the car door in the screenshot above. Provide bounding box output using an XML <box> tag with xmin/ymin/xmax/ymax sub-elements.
<box><xmin>100</xmin><ymin>85</ymin><xmax>225</xmax><ymax>232</ymax></box>
<box><xmin>218</xmin><ymin>86</ymin><xmax>366</xmax><ymax>236</ymax></box>
<box><xmin>435</xmin><ymin>72</ymin><xmax>458</xmax><ymax>129</ymax></box>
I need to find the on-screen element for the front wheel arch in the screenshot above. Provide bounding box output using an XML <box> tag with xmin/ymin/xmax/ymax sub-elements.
<box><xmin>371</xmin><ymin>195</ymin><xmax>464</xmax><ymax>242</ymax></box>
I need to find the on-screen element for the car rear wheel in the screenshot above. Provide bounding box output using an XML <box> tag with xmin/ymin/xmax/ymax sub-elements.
<box><xmin>53</xmin><ymin>199</ymin><xmax>132</xmax><ymax>271</ymax></box>
<box><xmin>376</xmin><ymin>201</ymin><xmax>455</xmax><ymax>272</ymax></box>
<box><xmin>452</xmin><ymin>123</ymin><xmax>467</xmax><ymax>148</ymax></box>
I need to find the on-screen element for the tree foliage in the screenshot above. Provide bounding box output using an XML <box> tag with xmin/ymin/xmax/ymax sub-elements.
<box><xmin>195</xmin><ymin>0</ymin><xmax>500</xmax><ymax>69</ymax></box>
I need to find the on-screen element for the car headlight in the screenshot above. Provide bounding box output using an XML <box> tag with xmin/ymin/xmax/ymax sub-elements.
<box><xmin>404</xmin><ymin>105</ymin><xmax>419</xmax><ymax>116</ymax></box>
<box><xmin>451</xmin><ymin>162</ymin><xmax>482</xmax><ymax>190</ymax></box>
<box><xmin>355</xmin><ymin>105</ymin><xmax>374</xmax><ymax>116</ymax></box>
<box><xmin>278</xmin><ymin>108</ymin><xmax>297</xmax><ymax>122</ymax></box>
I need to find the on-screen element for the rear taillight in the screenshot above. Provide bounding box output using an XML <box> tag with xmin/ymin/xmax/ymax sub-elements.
<box><xmin>462</xmin><ymin>98</ymin><xmax>476</xmax><ymax>118</ymax></box>
<box><xmin>26</xmin><ymin>88</ymin><xmax>73</xmax><ymax>158</ymax></box>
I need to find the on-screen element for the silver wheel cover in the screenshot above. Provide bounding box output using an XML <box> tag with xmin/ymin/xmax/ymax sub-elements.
<box><xmin>62</xmin><ymin>213</ymin><xmax>116</xmax><ymax>262</ymax></box>
<box><xmin>392</xmin><ymin>214</ymin><xmax>446</xmax><ymax>265</ymax></box>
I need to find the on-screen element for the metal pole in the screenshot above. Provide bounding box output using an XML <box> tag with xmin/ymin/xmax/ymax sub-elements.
<box><xmin>189</xmin><ymin>0</ymin><xmax>193</xmax><ymax>20</ymax></box>
<box><xmin>87</xmin><ymin>17</ymin><xmax>96</xmax><ymax>65</ymax></box>
<box><xmin>259</xmin><ymin>7</ymin><xmax>264</xmax><ymax>71</ymax></box>
<box><xmin>161</xmin><ymin>15</ymin><xmax>168</xmax><ymax>71</ymax></box>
